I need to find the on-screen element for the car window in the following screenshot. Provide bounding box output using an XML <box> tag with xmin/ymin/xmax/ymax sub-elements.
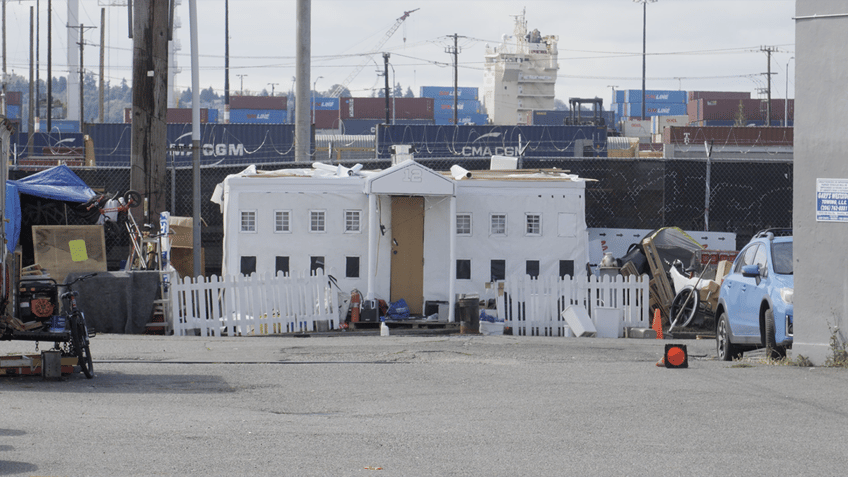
<box><xmin>734</xmin><ymin>244</ymin><xmax>759</xmax><ymax>273</ymax></box>
<box><xmin>753</xmin><ymin>244</ymin><xmax>768</xmax><ymax>278</ymax></box>
<box><xmin>772</xmin><ymin>241</ymin><xmax>793</xmax><ymax>275</ymax></box>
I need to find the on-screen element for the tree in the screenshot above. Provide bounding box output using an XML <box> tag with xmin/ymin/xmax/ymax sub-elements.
<box><xmin>392</xmin><ymin>82</ymin><xmax>403</xmax><ymax>98</ymax></box>
<box><xmin>199</xmin><ymin>86</ymin><xmax>217</xmax><ymax>104</ymax></box>
<box><xmin>404</xmin><ymin>87</ymin><xmax>414</xmax><ymax>98</ymax></box>
<box><xmin>734</xmin><ymin>100</ymin><xmax>746</xmax><ymax>126</ymax></box>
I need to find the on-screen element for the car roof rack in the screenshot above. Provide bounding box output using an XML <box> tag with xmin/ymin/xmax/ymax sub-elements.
<box><xmin>753</xmin><ymin>228</ymin><xmax>792</xmax><ymax>238</ymax></box>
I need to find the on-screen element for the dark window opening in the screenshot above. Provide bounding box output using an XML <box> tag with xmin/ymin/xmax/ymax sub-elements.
<box><xmin>346</xmin><ymin>257</ymin><xmax>360</xmax><ymax>278</ymax></box>
<box><xmin>526</xmin><ymin>260</ymin><xmax>540</xmax><ymax>278</ymax></box>
<box><xmin>456</xmin><ymin>259</ymin><xmax>471</xmax><ymax>280</ymax></box>
<box><xmin>491</xmin><ymin>259</ymin><xmax>506</xmax><ymax>281</ymax></box>
<box><xmin>559</xmin><ymin>260</ymin><xmax>574</xmax><ymax>278</ymax></box>
<box><xmin>310</xmin><ymin>256</ymin><xmax>325</xmax><ymax>274</ymax></box>
<box><xmin>240</xmin><ymin>256</ymin><xmax>257</xmax><ymax>276</ymax></box>
<box><xmin>275</xmin><ymin>256</ymin><xmax>290</xmax><ymax>276</ymax></box>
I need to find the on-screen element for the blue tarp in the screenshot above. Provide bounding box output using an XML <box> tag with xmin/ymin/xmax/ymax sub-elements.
<box><xmin>4</xmin><ymin>165</ymin><xmax>96</xmax><ymax>253</ymax></box>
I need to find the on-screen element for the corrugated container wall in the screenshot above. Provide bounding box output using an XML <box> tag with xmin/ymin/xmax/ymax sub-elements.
<box><xmin>124</xmin><ymin>108</ymin><xmax>210</xmax><ymax>124</ymax></box>
<box><xmin>625</xmin><ymin>102</ymin><xmax>688</xmax><ymax>117</ymax></box>
<box><xmin>340</xmin><ymin>118</ymin><xmax>434</xmax><ymax>135</ymax></box>
<box><xmin>433</xmin><ymin>113</ymin><xmax>488</xmax><ymax>126</ymax></box>
<box><xmin>36</xmin><ymin>120</ymin><xmax>79</xmax><ymax>133</ymax></box>
<box><xmin>6</xmin><ymin>91</ymin><xmax>22</xmax><ymax>105</ymax></box>
<box><xmin>311</xmin><ymin>97</ymin><xmax>339</xmax><ymax>111</ymax></box>
<box><xmin>687</xmin><ymin>91</ymin><xmax>751</xmax><ymax>102</ymax></box>
<box><xmin>6</xmin><ymin>104</ymin><xmax>21</xmax><ymax>120</ymax></box>
<box><xmin>624</xmin><ymin>90</ymin><xmax>687</xmax><ymax>104</ymax></box>
<box><xmin>621</xmin><ymin>118</ymin><xmax>652</xmax><ymax>139</ymax></box>
<box><xmin>687</xmin><ymin>98</ymin><xmax>794</xmax><ymax>123</ymax></box>
<box><xmin>420</xmin><ymin>86</ymin><xmax>479</xmax><ymax>100</ymax></box>
<box><xmin>614</xmin><ymin>90</ymin><xmax>626</xmax><ymax>104</ymax></box>
<box><xmin>662</xmin><ymin>126</ymin><xmax>793</xmax><ymax>146</ymax></box>
<box><xmin>229</xmin><ymin>109</ymin><xmax>288</xmax><ymax>124</ymax></box>
<box><xmin>313</xmin><ymin>109</ymin><xmax>340</xmax><ymax>130</ymax></box>
<box><xmin>651</xmin><ymin>115</ymin><xmax>689</xmax><ymax>134</ymax></box>
<box><xmin>433</xmin><ymin>99</ymin><xmax>481</xmax><ymax>114</ymax></box>
<box><xmin>229</xmin><ymin>95</ymin><xmax>287</xmax><ymax>110</ymax></box>
<box><xmin>340</xmin><ymin>97</ymin><xmax>434</xmax><ymax>120</ymax></box>
<box><xmin>532</xmin><ymin>110</ymin><xmax>616</xmax><ymax>126</ymax></box>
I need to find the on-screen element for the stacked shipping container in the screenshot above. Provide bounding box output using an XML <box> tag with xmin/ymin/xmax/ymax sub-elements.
<box><xmin>229</xmin><ymin>95</ymin><xmax>287</xmax><ymax>125</ymax></box>
<box><xmin>419</xmin><ymin>86</ymin><xmax>486</xmax><ymax>125</ymax></box>
<box><xmin>687</xmin><ymin>98</ymin><xmax>794</xmax><ymax>126</ymax></box>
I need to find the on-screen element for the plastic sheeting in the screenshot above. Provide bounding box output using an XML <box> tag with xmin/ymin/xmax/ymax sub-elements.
<box><xmin>4</xmin><ymin>165</ymin><xmax>96</xmax><ymax>252</ymax></box>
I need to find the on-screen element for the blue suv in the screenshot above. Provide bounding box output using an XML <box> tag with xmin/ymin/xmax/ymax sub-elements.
<box><xmin>715</xmin><ymin>229</ymin><xmax>794</xmax><ymax>360</ymax></box>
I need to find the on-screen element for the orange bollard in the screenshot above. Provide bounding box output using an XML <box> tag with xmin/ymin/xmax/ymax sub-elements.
<box><xmin>652</xmin><ymin>309</ymin><xmax>664</xmax><ymax>340</ymax></box>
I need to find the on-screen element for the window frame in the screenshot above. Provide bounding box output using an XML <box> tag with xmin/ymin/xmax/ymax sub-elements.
<box><xmin>240</xmin><ymin>209</ymin><xmax>257</xmax><ymax>233</ymax></box>
<box><xmin>274</xmin><ymin>209</ymin><xmax>292</xmax><ymax>234</ymax></box>
<box><xmin>309</xmin><ymin>209</ymin><xmax>327</xmax><ymax>234</ymax></box>
<box><xmin>456</xmin><ymin>213</ymin><xmax>472</xmax><ymax>236</ymax></box>
<box><xmin>456</xmin><ymin>259</ymin><xmax>472</xmax><ymax>280</ymax></box>
<box><xmin>344</xmin><ymin>209</ymin><xmax>362</xmax><ymax>234</ymax></box>
<box><xmin>525</xmin><ymin>212</ymin><xmax>542</xmax><ymax>236</ymax></box>
<box><xmin>490</xmin><ymin>213</ymin><xmax>507</xmax><ymax>236</ymax></box>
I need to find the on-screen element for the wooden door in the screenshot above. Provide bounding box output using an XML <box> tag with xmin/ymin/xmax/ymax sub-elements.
<box><xmin>390</xmin><ymin>196</ymin><xmax>425</xmax><ymax>314</ymax></box>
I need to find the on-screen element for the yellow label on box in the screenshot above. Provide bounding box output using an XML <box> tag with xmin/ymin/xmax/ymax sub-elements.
<box><xmin>68</xmin><ymin>240</ymin><xmax>88</xmax><ymax>262</ymax></box>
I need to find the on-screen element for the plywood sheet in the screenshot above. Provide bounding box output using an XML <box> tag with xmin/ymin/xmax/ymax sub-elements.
<box><xmin>32</xmin><ymin>225</ymin><xmax>107</xmax><ymax>284</ymax></box>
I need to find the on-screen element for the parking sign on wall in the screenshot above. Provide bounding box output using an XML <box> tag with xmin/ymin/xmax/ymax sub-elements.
<box><xmin>816</xmin><ymin>178</ymin><xmax>848</xmax><ymax>222</ymax></box>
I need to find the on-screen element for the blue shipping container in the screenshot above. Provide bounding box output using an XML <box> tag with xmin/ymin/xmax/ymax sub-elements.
<box><xmin>420</xmin><ymin>86</ymin><xmax>479</xmax><ymax>100</ymax></box>
<box><xmin>13</xmin><ymin>132</ymin><xmax>85</xmax><ymax>156</ymax></box>
<box><xmin>38</xmin><ymin>120</ymin><xmax>80</xmax><ymax>133</ymax></box>
<box><xmin>433</xmin><ymin>99</ymin><xmax>480</xmax><ymax>114</ymax></box>
<box><xmin>377</xmin><ymin>124</ymin><xmax>606</xmax><ymax>159</ymax></box>
<box><xmin>229</xmin><ymin>109</ymin><xmax>288</xmax><ymax>124</ymax></box>
<box><xmin>624</xmin><ymin>89</ymin><xmax>687</xmax><ymax>104</ymax></box>
<box><xmin>311</xmin><ymin>97</ymin><xmax>339</xmax><ymax>111</ymax></box>
<box><xmin>208</xmin><ymin>109</ymin><xmax>219</xmax><ymax>123</ymax></box>
<box><xmin>6</xmin><ymin>104</ymin><xmax>21</xmax><ymax>120</ymax></box>
<box><xmin>615</xmin><ymin>90</ymin><xmax>625</xmax><ymax>104</ymax></box>
<box><xmin>434</xmin><ymin>113</ymin><xmax>488</xmax><ymax>126</ymax></box>
<box><xmin>532</xmin><ymin>110</ymin><xmax>615</xmax><ymax>126</ymax></box>
<box><xmin>86</xmin><ymin>123</ymin><xmax>303</xmax><ymax>166</ymax></box>
<box><xmin>340</xmin><ymin>118</ymin><xmax>434</xmax><ymax>135</ymax></box>
<box><xmin>625</xmin><ymin>102</ymin><xmax>688</xmax><ymax>117</ymax></box>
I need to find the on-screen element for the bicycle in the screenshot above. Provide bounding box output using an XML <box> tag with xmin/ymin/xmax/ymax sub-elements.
<box><xmin>58</xmin><ymin>273</ymin><xmax>98</xmax><ymax>379</ymax></box>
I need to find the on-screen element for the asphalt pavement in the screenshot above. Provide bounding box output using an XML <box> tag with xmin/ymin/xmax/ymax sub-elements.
<box><xmin>1</xmin><ymin>332</ymin><xmax>847</xmax><ymax>476</ymax></box>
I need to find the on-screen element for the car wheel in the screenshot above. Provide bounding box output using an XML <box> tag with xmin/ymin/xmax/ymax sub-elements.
<box><xmin>764</xmin><ymin>308</ymin><xmax>786</xmax><ymax>359</ymax></box>
<box><xmin>716</xmin><ymin>311</ymin><xmax>740</xmax><ymax>361</ymax></box>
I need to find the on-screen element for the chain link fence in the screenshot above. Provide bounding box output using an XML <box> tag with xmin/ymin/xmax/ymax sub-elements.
<box><xmin>10</xmin><ymin>155</ymin><xmax>792</xmax><ymax>276</ymax></box>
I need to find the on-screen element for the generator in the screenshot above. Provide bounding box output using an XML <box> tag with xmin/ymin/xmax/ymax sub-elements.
<box><xmin>17</xmin><ymin>278</ymin><xmax>58</xmax><ymax>324</ymax></box>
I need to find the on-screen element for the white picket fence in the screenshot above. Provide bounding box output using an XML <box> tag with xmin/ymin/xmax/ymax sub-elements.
<box><xmin>170</xmin><ymin>271</ymin><xmax>339</xmax><ymax>336</ymax></box>
<box><xmin>498</xmin><ymin>274</ymin><xmax>650</xmax><ymax>337</ymax></box>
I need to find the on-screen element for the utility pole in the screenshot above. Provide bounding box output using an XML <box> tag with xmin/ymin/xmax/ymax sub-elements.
<box><xmin>47</xmin><ymin>0</ymin><xmax>51</xmax><ymax>131</ymax></box>
<box><xmin>236</xmin><ymin>74</ymin><xmax>247</xmax><ymax>95</ymax></box>
<box><xmin>268</xmin><ymin>82</ymin><xmax>278</xmax><ymax>96</ymax></box>
<box><xmin>294</xmin><ymin>0</ymin><xmax>311</xmax><ymax>163</ymax></box>
<box><xmin>224</xmin><ymin>0</ymin><xmax>229</xmax><ymax>122</ymax></box>
<box><xmin>131</xmin><ymin>0</ymin><xmax>170</xmax><ymax>221</ymax></box>
<box><xmin>761</xmin><ymin>45</ymin><xmax>777</xmax><ymax>126</ymax></box>
<box><xmin>383</xmin><ymin>53</ymin><xmax>390</xmax><ymax>124</ymax></box>
<box><xmin>445</xmin><ymin>34</ymin><xmax>463</xmax><ymax>125</ymax></box>
<box><xmin>72</xmin><ymin>24</ymin><xmax>95</xmax><ymax>130</ymax></box>
<box><xmin>99</xmin><ymin>7</ymin><xmax>105</xmax><ymax>123</ymax></box>
<box><xmin>28</xmin><ymin>6</ymin><xmax>34</xmax><ymax>155</ymax></box>
<box><xmin>2</xmin><ymin>0</ymin><xmax>7</xmax><ymax>113</ymax></box>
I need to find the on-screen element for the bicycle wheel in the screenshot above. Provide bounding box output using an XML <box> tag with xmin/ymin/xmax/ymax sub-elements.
<box><xmin>70</xmin><ymin>313</ymin><xmax>94</xmax><ymax>379</ymax></box>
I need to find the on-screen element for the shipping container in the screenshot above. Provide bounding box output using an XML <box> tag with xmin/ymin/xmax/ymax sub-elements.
<box><xmin>84</xmin><ymin>123</ymin><xmax>303</xmax><ymax>166</ymax></box>
<box><xmin>625</xmin><ymin>102</ymin><xmax>688</xmax><ymax>117</ymax></box>
<box><xmin>229</xmin><ymin>109</ymin><xmax>288</xmax><ymax>124</ymax></box>
<box><xmin>12</xmin><ymin>132</ymin><xmax>85</xmax><ymax>157</ymax></box>
<box><xmin>208</xmin><ymin>109</ymin><xmax>219</xmax><ymax>123</ymax></box>
<box><xmin>691</xmin><ymin>120</ymin><xmax>791</xmax><ymax>127</ymax></box>
<box><xmin>434</xmin><ymin>113</ymin><xmax>489</xmax><ymax>125</ymax></box>
<box><xmin>532</xmin><ymin>110</ymin><xmax>616</xmax><ymax>126</ymax></box>
<box><xmin>124</xmin><ymin>108</ymin><xmax>211</xmax><ymax>124</ymax></box>
<box><xmin>419</xmin><ymin>86</ymin><xmax>479</xmax><ymax>100</ymax></box>
<box><xmin>621</xmin><ymin>118</ymin><xmax>652</xmax><ymax>138</ymax></box>
<box><xmin>662</xmin><ymin>126</ymin><xmax>793</xmax><ymax>146</ymax></box>
<box><xmin>340</xmin><ymin>118</ymin><xmax>434</xmax><ymax>135</ymax></box>
<box><xmin>651</xmin><ymin>115</ymin><xmax>689</xmax><ymax>134</ymax></box>
<box><xmin>339</xmin><ymin>97</ymin><xmax>434</xmax><ymax>120</ymax></box>
<box><xmin>377</xmin><ymin>124</ymin><xmax>606</xmax><ymax>159</ymax></box>
<box><xmin>624</xmin><ymin>89</ymin><xmax>687</xmax><ymax>104</ymax></box>
<box><xmin>313</xmin><ymin>109</ymin><xmax>340</xmax><ymax>130</ymax></box>
<box><xmin>614</xmin><ymin>90</ymin><xmax>625</xmax><ymax>104</ymax></box>
<box><xmin>687</xmin><ymin>91</ymin><xmax>751</xmax><ymax>102</ymax></box>
<box><xmin>311</xmin><ymin>97</ymin><xmax>339</xmax><ymax>111</ymax></box>
<box><xmin>433</xmin><ymin>99</ymin><xmax>481</xmax><ymax>113</ymax></box>
<box><xmin>37</xmin><ymin>120</ymin><xmax>79</xmax><ymax>133</ymax></box>
<box><xmin>687</xmin><ymin>98</ymin><xmax>794</xmax><ymax>123</ymax></box>
<box><xmin>5</xmin><ymin>91</ymin><xmax>22</xmax><ymax>105</ymax></box>
<box><xmin>6</xmin><ymin>104</ymin><xmax>21</xmax><ymax>120</ymax></box>
<box><xmin>229</xmin><ymin>95</ymin><xmax>287</xmax><ymax>110</ymax></box>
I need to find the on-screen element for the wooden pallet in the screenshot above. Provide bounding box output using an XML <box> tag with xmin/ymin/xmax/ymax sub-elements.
<box><xmin>641</xmin><ymin>237</ymin><xmax>674</xmax><ymax>326</ymax></box>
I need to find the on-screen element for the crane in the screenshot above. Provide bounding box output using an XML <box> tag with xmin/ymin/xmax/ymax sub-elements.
<box><xmin>329</xmin><ymin>8</ymin><xmax>419</xmax><ymax>98</ymax></box>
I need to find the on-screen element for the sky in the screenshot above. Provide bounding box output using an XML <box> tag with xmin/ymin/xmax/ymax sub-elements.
<box><xmin>1</xmin><ymin>0</ymin><xmax>796</xmax><ymax>105</ymax></box>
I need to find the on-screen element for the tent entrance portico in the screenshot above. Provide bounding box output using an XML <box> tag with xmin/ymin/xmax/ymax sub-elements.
<box><xmin>364</xmin><ymin>160</ymin><xmax>457</xmax><ymax>322</ymax></box>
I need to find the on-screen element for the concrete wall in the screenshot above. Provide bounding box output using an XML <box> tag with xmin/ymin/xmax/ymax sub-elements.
<box><xmin>792</xmin><ymin>0</ymin><xmax>848</xmax><ymax>363</ymax></box>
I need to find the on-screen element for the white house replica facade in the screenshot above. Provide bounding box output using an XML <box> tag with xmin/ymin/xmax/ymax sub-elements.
<box><xmin>213</xmin><ymin>160</ymin><xmax>589</xmax><ymax>321</ymax></box>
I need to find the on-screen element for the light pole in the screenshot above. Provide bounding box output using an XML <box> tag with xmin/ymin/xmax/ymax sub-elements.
<box><xmin>634</xmin><ymin>0</ymin><xmax>657</xmax><ymax>121</ymax></box>
<box><xmin>312</xmin><ymin>76</ymin><xmax>322</xmax><ymax>124</ymax></box>
<box><xmin>268</xmin><ymin>82</ymin><xmax>278</xmax><ymax>96</ymax></box>
<box><xmin>236</xmin><ymin>74</ymin><xmax>248</xmax><ymax>95</ymax></box>
<box><xmin>785</xmin><ymin>57</ymin><xmax>794</xmax><ymax>127</ymax></box>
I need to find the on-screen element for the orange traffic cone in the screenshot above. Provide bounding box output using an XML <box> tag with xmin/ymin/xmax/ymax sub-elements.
<box><xmin>652</xmin><ymin>309</ymin><xmax>664</xmax><ymax>340</ymax></box>
<box><xmin>656</xmin><ymin>356</ymin><xmax>665</xmax><ymax>367</ymax></box>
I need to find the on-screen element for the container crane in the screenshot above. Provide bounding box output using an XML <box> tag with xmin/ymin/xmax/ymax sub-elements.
<box><xmin>329</xmin><ymin>8</ymin><xmax>419</xmax><ymax>98</ymax></box>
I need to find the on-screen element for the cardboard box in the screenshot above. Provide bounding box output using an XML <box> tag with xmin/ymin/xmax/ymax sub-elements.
<box><xmin>168</xmin><ymin>216</ymin><xmax>194</xmax><ymax>249</ymax></box>
<box><xmin>170</xmin><ymin>247</ymin><xmax>205</xmax><ymax>279</ymax></box>
<box><xmin>32</xmin><ymin>225</ymin><xmax>107</xmax><ymax>284</ymax></box>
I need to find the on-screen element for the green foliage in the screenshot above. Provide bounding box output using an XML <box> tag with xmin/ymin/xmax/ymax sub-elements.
<box><xmin>825</xmin><ymin>325</ymin><xmax>848</xmax><ymax>367</ymax></box>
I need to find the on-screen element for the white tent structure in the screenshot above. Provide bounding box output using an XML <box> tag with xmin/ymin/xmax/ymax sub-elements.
<box><xmin>212</xmin><ymin>160</ymin><xmax>589</xmax><ymax>322</ymax></box>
